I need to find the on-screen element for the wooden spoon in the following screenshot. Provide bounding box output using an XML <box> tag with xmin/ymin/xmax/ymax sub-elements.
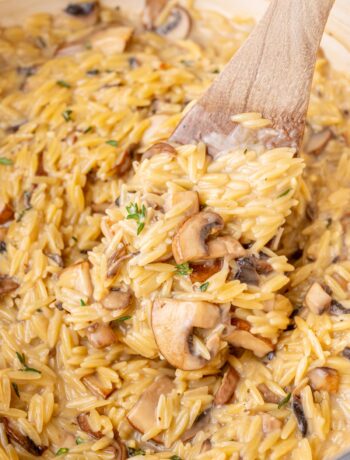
<box><xmin>170</xmin><ymin>0</ymin><xmax>335</xmax><ymax>155</ymax></box>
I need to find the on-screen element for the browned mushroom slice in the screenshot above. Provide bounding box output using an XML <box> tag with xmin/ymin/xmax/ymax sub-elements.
<box><xmin>172</xmin><ymin>211</ymin><xmax>224</xmax><ymax>264</ymax></box>
<box><xmin>77</xmin><ymin>413</ymin><xmax>103</xmax><ymax>439</ymax></box>
<box><xmin>0</xmin><ymin>417</ymin><xmax>47</xmax><ymax>456</ymax></box>
<box><xmin>64</xmin><ymin>2</ymin><xmax>99</xmax><ymax>27</ymax></box>
<box><xmin>82</xmin><ymin>374</ymin><xmax>115</xmax><ymax>399</ymax></box>
<box><xmin>101</xmin><ymin>287</ymin><xmax>131</xmax><ymax>311</ymax></box>
<box><xmin>343</xmin><ymin>347</ymin><xmax>350</xmax><ymax>360</ymax></box>
<box><xmin>204</xmin><ymin>236</ymin><xmax>246</xmax><ymax>260</ymax></box>
<box><xmin>156</xmin><ymin>6</ymin><xmax>191</xmax><ymax>40</ymax></box>
<box><xmin>91</xmin><ymin>202</ymin><xmax>112</xmax><ymax>214</ymax></box>
<box><xmin>292</xmin><ymin>394</ymin><xmax>308</xmax><ymax>437</ymax></box>
<box><xmin>164</xmin><ymin>191</ymin><xmax>199</xmax><ymax>218</ymax></box>
<box><xmin>107</xmin><ymin>246</ymin><xmax>134</xmax><ymax>279</ymax></box>
<box><xmin>127</xmin><ymin>376</ymin><xmax>174</xmax><ymax>439</ymax></box>
<box><xmin>0</xmin><ymin>275</ymin><xmax>19</xmax><ymax>295</ymax></box>
<box><xmin>87</xmin><ymin>323</ymin><xmax>116</xmax><ymax>349</ymax></box>
<box><xmin>57</xmin><ymin>26</ymin><xmax>133</xmax><ymax>56</ymax></box>
<box><xmin>151</xmin><ymin>299</ymin><xmax>220</xmax><ymax>370</ymax></box>
<box><xmin>304</xmin><ymin>282</ymin><xmax>332</xmax><ymax>314</ymax></box>
<box><xmin>305</xmin><ymin>128</ymin><xmax>332</xmax><ymax>155</ymax></box>
<box><xmin>308</xmin><ymin>367</ymin><xmax>339</xmax><ymax>393</ymax></box>
<box><xmin>142</xmin><ymin>142</ymin><xmax>177</xmax><ymax>160</ymax></box>
<box><xmin>58</xmin><ymin>260</ymin><xmax>93</xmax><ymax>298</ymax></box>
<box><xmin>257</xmin><ymin>383</ymin><xmax>280</xmax><ymax>404</ymax></box>
<box><xmin>214</xmin><ymin>365</ymin><xmax>240</xmax><ymax>405</ymax></box>
<box><xmin>329</xmin><ymin>299</ymin><xmax>350</xmax><ymax>315</ymax></box>
<box><xmin>0</xmin><ymin>203</ymin><xmax>14</xmax><ymax>224</ymax></box>
<box><xmin>224</xmin><ymin>329</ymin><xmax>274</xmax><ymax>358</ymax></box>
<box><xmin>190</xmin><ymin>259</ymin><xmax>222</xmax><ymax>283</ymax></box>
<box><xmin>233</xmin><ymin>255</ymin><xmax>273</xmax><ymax>286</ymax></box>
<box><xmin>113</xmin><ymin>143</ymin><xmax>138</xmax><ymax>176</ymax></box>
<box><xmin>142</xmin><ymin>0</ymin><xmax>167</xmax><ymax>30</ymax></box>
<box><xmin>181</xmin><ymin>410</ymin><xmax>211</xmax><ymax>442</ymax></box>
<box><xmin>261</xmin><ymin>414</ymin><xmax>282</xmax><ymax>434</ymax></box>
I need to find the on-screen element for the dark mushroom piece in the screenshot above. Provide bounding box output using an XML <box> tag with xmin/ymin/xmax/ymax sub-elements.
<box><xmin>106</xmin><ymin>246</ymin><xmax>134</xmax><ymax>279</ymax></box>
<box><xmin>342</xmin><ymin>347</ymin><xmax>350</xmax><ymax>360</ymax></box>
<box><xmin>190</xmin><ymin>259</ymin><xmax>222</xmax><ymax>283</ymax></box>
<box><xmin>142</xmin><ymin>142</ymin><xmax>177</xmax><ymax>160</ymax></box>
<box><xmin>181</xmin><ymin>410</ymin><xmax>211</xmax><ymax>442</ymax></box>
<box><xmin>77</xmin><ymin>413</ymin><xmax>103</xmax><ymax>440</ymax></box>
<box><xmin>0</xmin><ymin>275</ymin><xmax>19</xmax><ymax>295</ymax></box>
<box><xmin>214</xmin><ymin>365</ymin><xmax>240</xmax><ymax>405</ymax></box>
<box><xmin>87</xmin><ymin>323</ymin><xmax>116</xmax><ymax>349</ymax></box>
<box><xmin>232</xmin><ymin>255</ymin><xmax>273</xmax><ymax>286</ymax></box>
<box><xmin>82</xmin><ymin>373</ymin><xmax>115</xmax><ymax>399</ymax></box>
<box><xmin>292</xmin><ymin>394</ymin><xmax>308</xmax><ymax>437</ymax></box>
<box><xmin>0</xmin><ymin>203</ymin><xmax>14</xmax><ymax>225</ymax></box>
<box><xmin>172</xmin><ymin>211</ymin><xmax>224</xmax><ymax>264</ymax></box>
<box><xmin>156</xmin><ymin>6</ymin><xmax>192</xmax><ymax>40</ymax></box>
<box><xmin>329</xmin><ymin>299</ymin><xmax>350</xmax><ymax>315</ymax></box>
<box><xmin>304</xmin><ymin>282</ymin><xmax>332</xmax><ymax>314</ymax></box>
<box><xmin>257</xmin><ymin>383</ymin><xmax>280</xmax><ymax>404</ymax></box>
<box><xmin>101</xmin><ymin>287</ymin><xmax>131</xmax><ymax>311</ymax></box>
<box><xmin>64</xmin><ymin>2</ymin><xmax>97</xmax><ymax>16</ymax></box>
<box><xmin>113</xmin><ymin>143</ymin><xmax>138</xmax><ymax>176</ymax></box>
<box><xmin>308</xmin><ymin>367</ymin><xmax>339</xmax><ymax>393</ymax></box>
<box><xmin>224</xmin><ymin>319</ymin><xmax>274</xmax><ymax>358</ymax></box>
<box><xmin>0</xmin><ymin>417</ymin><xmax>47</xmax><ymax>456</ymax></box>
<box><xmin>305</xmin><ymin>128</ymin><xmax>332</xmax><ymax>155</ymax></box>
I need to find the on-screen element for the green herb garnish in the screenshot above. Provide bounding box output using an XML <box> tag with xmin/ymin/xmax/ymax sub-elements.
<box><xmin>84</xmin><ymin>126</ymin><xmax>93</xmax><ymax>133</ymax></box>
<box><xmin>16</xmin><ymin>352</ymin><xmax>41</xmax><ymax>374</ymax></box>
<box><xmin>55</xmin><ymin>448</ymin><xmax>69</xmax><ymax>456</ymax></box>
<box><xmin>175</xmin><ymin>262</ymin><xmax>193</xmax><ymax>276</ymax></box>
<box><xmin>80</xmin><ymin>299</ymin><xmax>86</xmax><ymax>306</ymax></box>
<box><xmin>277</xmin><ymin>189</ymin><xmax>291</xmax><ymax>198</ymax></box>
<box><xmin>126</xmin><ymin>202</ymin><xmax>147</xmax><ymax>235</ymax></box>
<box><xmin>106</xmin><ymin>140</ymin><xmax>118</xmax><ymax>147</ymax></box>
<box><xmin>56</xmin><ymin>80</ymin><xmax>71</xmax><ymax>88</ymax></box>
<box><xmin>199</xmin><ymin>282</ymin><xmax>209</xmax><ymax>292</ymax></box>
<box><xmin>75</xmin><ymin>437</ymin><xmax>84</xmax><ymax>445</ymax></box>
<box><xmin>170</xmin><ymin>456</ymin><xmax>182</xmax><ymax>460</ymax></box>
<box><xmin>0</xmin><ymin>157</ymin><xmax>13</xmax><ymax>166</ymax></box>
<box><xmin>127</xmin><ymin>447</ymin><xmax>146</xmax><ymax>457</ymax></box>
<box><xmin>62</xmin><ymin>109</ymin><xmax>73</xmax><ymax>122</ymax></box>
<box><xmin>117</xmin><ymin>315</ymin><xmax>131</xmax><ymax>322</ymax></box>
<box><xmin>278</xmin><ymin>392</ymin><xmax>291</xmax><ymax>409</ymax></box>
<box><xmin>12</xmin><ymin>383</ymin><xmax>20</xmax><ymax>397</ymax></box>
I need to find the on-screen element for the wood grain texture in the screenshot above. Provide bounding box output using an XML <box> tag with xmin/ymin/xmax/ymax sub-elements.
<box><xmin>170</xmin><ymin>0</ymin><xmax>335</xmax><ymax>154</ymax></box>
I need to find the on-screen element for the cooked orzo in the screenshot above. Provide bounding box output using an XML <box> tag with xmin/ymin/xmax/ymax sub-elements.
<box><xmin>0</xmin><ymin>1</ymin><xmax>349</xmax><ymax>459</ymax></box>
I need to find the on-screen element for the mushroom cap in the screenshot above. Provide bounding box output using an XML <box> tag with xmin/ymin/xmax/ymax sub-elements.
<box><xmin>101</xmin><ymin>288</ymin><xmax>131</xmax><ymax>311</ymax></box>
<box><xmin>127</xmin><ymin>376</ymin><xmax>174</xmax><ymax>439</ymax></box>
<box><xmin>156</xmin><ymin>6</ymin><xmax>192</xmax><ymax>40</ymax></box>
<box><xmin>203</xmin><ymin>236</ymin><xmax>245</xmax><ymax>260</ymax></box>
<box><xmin>224</xmin><ymin>329</ymin><xmax>274</xmax><ymax>358</ymax></box>
<box><xmin>172</xmin><ymin>211</ymin><xmax>224</xmax><ymax>264</ymax></box>
<box><xmin>151</xmin><ymin>299</ymin><xmax>220</xmax><ymax>370</ymax></box>
<box><xmin>58</xmin><ymin>260</ymin><xmax>93</xmax><ymax>298</ymax></box>
<box><xmin>214</xmin><ymin>365</ymin><xmax>240</xmax><ymax>405</ymax></box>
<box><xmin>87</xmin><ymin>323</ymin><xmax>116</xmax><ymax>349</ymax></box>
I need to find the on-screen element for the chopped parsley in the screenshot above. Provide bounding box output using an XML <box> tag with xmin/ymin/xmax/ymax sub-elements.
<box><xmin>0</xmin><ymin>157</ymin><xmax>13</xmax><ymax>166</ymax></box>
<box><xmin>75</xmin><ymin>437</ymin><xmax>84</xmax><ymax>445</ymax></box>
<box><xmin>278</xmin><ymin>392</ymin><xmax>291</xmax><ymax>409</ymax></box>
<box><xmin>127</xmin><ymin>447</ymin><xmax>146</xmax><ymax>457</ymax></box>
<box><xmin>16</xmin><ymin>352</ymin><xmax>41</xmax><ymax>374</ymax></box>
<box><xmin>170</xmin><ymin>456</ymin><xmax>182</xmax><ymax>460</ymax></box>
<box><xmin>12</xmin><ymin>382</ymin><xmax>20</xmax><ymax>397</ymax></box>
<box><xmin>106</xmin><ymin>139</ymin><xmax>118</xmax><ymax>147</ymax></box>
<box><xmin>56</xmin><ymin>80</ymin><xmax>71</xmax><ymax>88</ymax></box>
<box><xmin>175</xmin><ymin>262</ymin><xmax>193</xmax><ymax>276</ymax></box>
<box><xmin>277</xmin><ymin>189</ymin><xmax>291</xmax><ymax>198</ymax></box>
<box><xmin>84</xmin><ymin>126</ymin><xmax>93</xmax><ymax>133</ymax></box>
<box><xmin>55</xmin><ymin>448</ymin><xmax>69</xmax><ymax>456</ymax></box>
<box><xmin>116</xmin><ymin>315</ymin><xmax>131</xmax><ymax>322</ymax></box>
<box><xmin>80</xmin><ymin>299</ymin><xmax>86</xmax><ymax>306</ymax></box>
<box><xmin>126</xmin><ymin>202</ymin><xmax>147</xmax><ymax>235</ymax></box>
<box><xmin>62</xmin><ymin>109</ymin><xmax>73</xmax><ymax>122</ymax></box>
<box><xmin>199</xmin><ymin>282</ymin><xmax>209</xmax><ymax>292</ymax></box>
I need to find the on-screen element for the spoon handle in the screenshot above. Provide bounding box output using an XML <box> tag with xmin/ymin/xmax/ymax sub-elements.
<box><xmin>171</xmin><ymin>0</ymin><xmax>335</xmax><ymax>153</ymax></box>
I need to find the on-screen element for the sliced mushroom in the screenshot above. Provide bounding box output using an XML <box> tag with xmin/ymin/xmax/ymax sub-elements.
<box><xmin>82</xmin><ymin>373</ymin><xmax>115</xmax><ymax>399</ymax></box>
<box><xmin>305</xmin><ymin>128</ymin><xmax>332</xmax><ymax>155</ymax></box>
<box><xmin>292</xmin><ymin>394</ymin><xmax>308</xmax><ymax>437</ymax></box>
<box><xmin>107</xmin><ymin>246</ymin><xmax>134</xmax><ymax>279</ymax></box>
<box><xmin>304</xmin><ymin>282</ymin><xmax>332</xmax><ymax>314</ymax></box>
<box><xmin>64</xmin><ymin>2</ymin><xmax>97</xmax><ymax>16</ymax></box>
<box><xmin>342</xmin><ymin>347</ymin><xmax>350</xmax><ymax>360</ymax></box>
<box><xmin>127</xmin><ymin>376</ymin><xmax>174</xmax><ymax>439</ymax></box>
<box><xmin>261</xmin><ymin>414</ymin><xmax>282</xmax><ymax>434</ymax></box>
<box><xmin>57</xmin><ymin>26</ymin><xmax>133</xmax><ymax>56</ymax></box>
<box><xmin>87</xmin><ymin>323</ymin><xmax>116</xmax><ymax>349</ymax></box>
<box><xmin>0</xmin><ymin>275</ymin><xmax>19</xmax><ymax>295</ymax></box>
<box><xmin>0</xmin><ymin>203</ymin><xmax>14</xmax><ymax>224</ymax></box>
<box><xmin>257</xmin><ymin>383</ymin><xmax>280</xmax><ymax>404</ymax></box>
<box><xmin>156</xmin><ymin>6</ymin><xmax>191</xmax><ymax>40</ymax></box>
<box><xmin>214</xmin><ymin>365</ymin><xmax>239</xmax><ymax>405</ymax></box>
<box><xmin>113</xmin><ymin>144</ymin><xmax>138</xmax><ymax>176</ymax></box>
<box><xmin>101</xmin><ymin>287</ymin><xmax>131</xmax><ymax>311</ymax></box>
<box><xmin>224</xmin><ymin>328</ymin><xmax>274</xmax><ymax>358</ymax></box>
<box><xmin>232</xmin><ymin>255</ymin><xmax>273</xmax><ymax>286</ymax></box>
<box><xmin>200</xmin><ymin>440</ymin><xmax>212</xmax><ymax>453</ymax></box>
<box><xmin>0</xmin><ymin>417</ymin><xmax>47</xmax><ymax>456</ymax></box>
<box><xmin>329</xmin><ymin>299</ymin><xmax>350</xmax><ymax>315</ymax></box>
<box><xmin>204</xmin><ymin>236</ymin><xmax>245</xmax><ymax>260</ymax></box>
<box><xmin>142</xmin><ymin>142</ymin><xmax>176</xmax><ymax>160</ymax></box>
<box><xmin>58</xmin><ymin>261</ymin><xmax>93</xmax><ymax>298</ymax></box>
<box><xmin>172</xmin><ymin>211</ymin><xmax>224</xmax><ymax>264</ymax></box>
<box><xmin>142</xmin><ymin>0</ymin><xmax>167</xmax><ymax>30</ymax></box>
<box><xmin>164</xmin><ymin>191</ymin><xmax>199</xmax><ymax>218</ymax></box>
<box><xmin>308</xmin><ymin>367</ymin><xmax>339</xmax><ymax>393</ymax></box>
<box><xmin>190</xmin><ymin>259</ymin><xmax>222</xmax><ymax>283</ymax></box>
<box><xmin>152</xmin><ymin>299</ymin><xmax>220</xmax><ymax>370</ymax></box>
<box><xmin>77</xmin><ymin>413</ymin><xmax>103</xmax><ymax>440</ymax></box>
<box><xmin>181</xmin><ymin>410</ymin><xmax>211</xmax><ymax>442</ymax></box>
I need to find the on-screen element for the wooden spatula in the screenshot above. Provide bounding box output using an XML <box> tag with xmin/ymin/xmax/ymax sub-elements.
<box><xmin>170</xmin><ymin>0</ymin><xmax>335</xmax><ymax>155</ymax></box>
